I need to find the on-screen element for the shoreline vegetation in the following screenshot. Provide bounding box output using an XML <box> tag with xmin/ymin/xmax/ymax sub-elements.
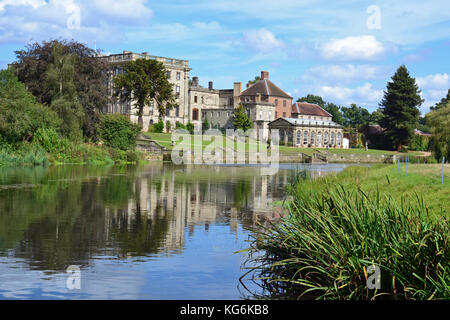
<box><xmin>242</xmin><ymin>164</ymin><xmax>449</xmax><ymax>300</ymax></box>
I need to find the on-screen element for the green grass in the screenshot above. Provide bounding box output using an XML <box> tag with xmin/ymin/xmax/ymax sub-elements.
<box><xmin>242</xmin><ymin>165</ymin><xmax>450</xmax><ymax>300</ymax></box>
<box><xmin>145</xmin><ymin>132</ymin><xmax>424</xmax><ymax>157</ymax></box>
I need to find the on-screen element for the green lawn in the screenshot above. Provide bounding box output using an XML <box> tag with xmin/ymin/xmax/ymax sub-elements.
<box><xmin>144</xmin><ymin>132</ymin><xmax>424</xmax><ymax>157</ymax></box>
<box><xmin>290</xmin><ymin>163</ymin><xmax>450</xmax><ymax>218</ymax></box>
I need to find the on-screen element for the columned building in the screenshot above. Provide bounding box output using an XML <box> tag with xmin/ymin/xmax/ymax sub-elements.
<box><xmin>268</xmin><ymin>102</ymin><xmax>344</xmax><ymax>148</ymax></box>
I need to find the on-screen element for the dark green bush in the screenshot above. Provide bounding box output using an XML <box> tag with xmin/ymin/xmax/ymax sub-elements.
<box><xmin>99</xmin><ymin>114</ymin><xmax>141</xmax><ymax>151</ymax></box>
<box><xmin>153</xmin><ymin>119</ymin><xmax>164</xmax><ymax>133</ymax></box>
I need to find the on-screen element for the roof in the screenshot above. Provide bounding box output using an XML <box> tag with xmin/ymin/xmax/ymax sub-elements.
<box><xmin>240</xmin><ymin>79</ymin><xmax>292</xmax><ymax>99</ymax></box>
<box><xmin>291</xmin><ymin>102</ymin><xmax>332</xmax><ymax>117</ymax></box>
<box><xmin>268</xmin><ymin>117</ymin><xmax>342</xmax><ymax>128</ymax></box>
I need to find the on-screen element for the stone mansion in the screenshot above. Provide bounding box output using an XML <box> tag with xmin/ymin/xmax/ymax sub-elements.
<box><xmin>102</xmin><ymin>50</ymin><xmax>343</xmax><ymax>147</ymax></box>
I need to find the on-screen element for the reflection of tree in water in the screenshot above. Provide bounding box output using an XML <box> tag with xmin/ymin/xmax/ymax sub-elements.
<box><xmin>233</xmin><ymin>181</ymin><xmax>251</xmax><ymax>211</ymax></box>
<box><xmin>0</xmin><ymin>165</ymin><xmax>172</xmax><ymax>271</ymax></box>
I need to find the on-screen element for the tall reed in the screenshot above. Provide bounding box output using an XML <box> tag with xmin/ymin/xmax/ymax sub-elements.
<box><xmin>242</xmin><ymin>176</ymin><xmax>449</xmax><ymax>300</ymax></box>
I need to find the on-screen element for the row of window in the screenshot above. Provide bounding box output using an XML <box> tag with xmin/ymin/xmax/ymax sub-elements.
<box><xmin>167</xmin><ymin>71</ymin><xmax>181</xmax><ymax>81</ymax></box>
<box><xmin>295</xmin><ymin>131</ymin><xmax>342</xmax><ymax>146</ymax></box>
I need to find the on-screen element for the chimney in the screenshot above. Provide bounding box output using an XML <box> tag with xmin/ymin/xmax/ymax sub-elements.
<box><xmin>233</xmin><ymin>82</ymin><xmax>242</xmax><ymax>108</ymax></box>
<box><xmin>261</xmin><ymin>71</ymin><xmax>269</xmax><ymax>80</ymax></box>
<box><xmin>192</xmin><ymin>76</ymin><xmax>199</xmax><ymax>87</ymax></box>
<box><xmin>208</xmin><ymin>81</ymin><xmax>213</xmax><ymax>90</ymax></box>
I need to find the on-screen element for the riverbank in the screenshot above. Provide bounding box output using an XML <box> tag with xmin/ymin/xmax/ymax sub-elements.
<box><xmin>243</xmin><ymin>164</ymin><xmax>449</xmax><ymax>300</ymax></box>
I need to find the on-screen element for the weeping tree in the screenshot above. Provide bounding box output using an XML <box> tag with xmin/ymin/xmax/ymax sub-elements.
<box><xmin>113</xmin><ymin>58</ymin><xmax>176</xmax><ymax>128</ymax></box>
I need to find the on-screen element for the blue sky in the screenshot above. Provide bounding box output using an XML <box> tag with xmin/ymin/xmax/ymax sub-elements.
<box><xmin>1</xmin><ymin>0</ymin><xmax>449</xmax><ymax>114</ymax></box>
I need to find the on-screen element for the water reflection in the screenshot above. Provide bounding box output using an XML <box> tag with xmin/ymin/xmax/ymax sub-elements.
<box><xmin>0</xmin><ymin>163</ymin><xmax>354</xmax><ymax>299</ymax></box>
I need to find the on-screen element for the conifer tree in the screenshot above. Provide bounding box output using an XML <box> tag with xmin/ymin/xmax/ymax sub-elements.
<box><xmin>379</xmin><ymin>65</ymin><xmax>423</xmax><ymax>150</ymax></box>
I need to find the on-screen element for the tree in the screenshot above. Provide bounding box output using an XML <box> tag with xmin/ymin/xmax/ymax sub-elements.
<box><xmin>379</xmin><ymin>65</ymin><xmax>423</xmax><ymax>150</ymax></box>
<box><xmin>233</xmin><ymin>104</ymin><xmax>252</xmax><ymax>132</ymax></box>
<box><xmin>45</xmin><ymin>44</ymin><xmax>84</xmax><ymax>141</ymax></box>
<box><xmin>202</xmin><ymin>118</ymin><xmax>210</xmax><ymax>133</ymax></box>
<box><xmin>297</xmin><ymin>94</ymin><xmax>326</xmax><ymax>108</ymax></box>
<box><xmin>369</xmin><ymin>108</ymin><xmax>384</xmax><ymax>125</ymax></box>
<box><xmin>12</xmin><ymin>39</ymin><xmax>109</xmax><ymax>140</ymax></box>
<box><xmin>0</xmin><ymin>70</ymin><xmax>60</xmax><ymax>143</ymax></box>
<box><xmin>426</xmin><ymin>102</ymin><xmax>450</xmax><ymax>161</ymax></box>
<box><xmin>341</xmin><ymin>104</ymin><xmax>371</xmax><ymax>127</ymax></box>
<box><xmin>431</xmin><ymin>89</ymin><xmax>450</xmax><ymax>111</ymax></box>
<box><xmin>99</xmin><ymin>114</ymin><xmax>141</xmax><ymax>151</ymax></box>
<box><xmin>113</xmin><ymin>58</ymin><xmax>175</xmax><ymax>127</ymax></box>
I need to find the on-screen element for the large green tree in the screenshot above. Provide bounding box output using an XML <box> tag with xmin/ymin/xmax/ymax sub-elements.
<box><xmin>113</xmin><ymin>58</ymin><xmax>175</xmax><ymax>127</ymax></box>
<box><xmin>45</xmin><ymin>44</ymin><xmax>84</xmax><ymax>141</ymax></box>
<box><xmin>379</xmin><ymin>65</ymin><xmax>423</xmax><ymax>150</ymax></box>
<box><xmin>233</xmin><ymin>104</ymin><xmax>252</xmax><ymax>132</ymax></box>
<box><xmin>0</xmin><ymin>70</ymin><xmax>60</xmax><ymax>143</ymax></box>
<box><xmin>12</xmin><ymin>39</ymin><xmax>109</xmax><ymax>139</ymax></box>
<box><xmin>426</xmin><ymin>102</ymin><xmax>450</xmax><ymax>161</ymax></box>
<box><xmin>341</xmin><ymin>104</ymin><xmax>371</xmax><ymax>127</ymax></box>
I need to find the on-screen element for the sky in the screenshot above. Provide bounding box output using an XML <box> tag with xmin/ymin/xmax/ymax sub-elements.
<box><xmin>0</xmin><ymin>0</ymin><xmax>449</xmax><ymax>114</ymax></box>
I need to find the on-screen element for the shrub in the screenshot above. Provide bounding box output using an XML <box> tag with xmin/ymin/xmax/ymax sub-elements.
<box><xmin>153</xmin><ymin>119</ymin><xmax>164</xmax><ymax>133</ymax></box>
<box><xmin>99</xmin><ymin>114</ymin><xmax>141</xmax><ymax>151</ymax></box>
<box><xmin>175</xmin><ymin>121</ymin><xmax>186</xmax><ymax>130</ymax></box>
<box><xmin>34</xmin><ymin>127</ymin><xmax>70</xmax><ymax>154</ymax></box>
<box><xmin>126</xmin><ymin>149</ymin><xmax>139</xmax><ymax>163</ymax></box>
<box><xmin>186</xmin><ymin>121</ymin><xmax>194</xmax><ymax>134</ymax></box>
<box><xmin>166</xmin><ymin>120</ymin><xmax>172</xmax><ymax>133</ymax></box>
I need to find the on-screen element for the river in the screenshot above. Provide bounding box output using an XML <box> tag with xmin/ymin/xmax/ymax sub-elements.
<box><xmin>0</xmin><ymin>163</ymin><xmax>357</xmax><ymax>299</ymax></box>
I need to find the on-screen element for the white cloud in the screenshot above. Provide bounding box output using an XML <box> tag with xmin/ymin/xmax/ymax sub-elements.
<box><xmin>321</xmin><ymin>35</ymin><xmax>385</xmax><ymax>61</ymax></box>
<box><xmin>0</xmin><ymin>0</ymin><xmax>153</xmax><ymax>44</ymax></box>
<box><xmin>242</xmin><ymin>28</ymin><xmax>283</xmax><ymax>53</ymax></box>
<box><xmin>416</xmin><ymin>73</ymin><xmax>449</xmax><ymax>90</ymax></box>
<box><xmin>301</xmin><ymin>64</ymin><xmax>387</xmax><ymax>84</ymax></box>
<box><xmin>315</xmin><ymin>82</ymin><xmax>384</xmax><ymax>108</ymax></box>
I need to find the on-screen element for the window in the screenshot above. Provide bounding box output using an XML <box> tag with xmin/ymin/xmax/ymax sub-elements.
<box><xmin>175</xmin><ymin>106</ymin><xmax>179</xmax><ymax>117</ymax></box>
<box><xmin>259</xmin><ymin>111</ymin><xmax>262</xmax><ymax>120</ymax></box>
<box><xmin>194</xmin><ymin>96</ymin><xmax>198</xmax><ymax>103</ymax></box>
<box><xmin>176</xmin><ymin>86</ymin><xmax>180</xmax><ymax>98</ymax></box>
<box><xmin>324</xmin><ymin>132</ymin><xmax>329</xmax><ymax>145</ymax></box>
<box><xmin>303</xmin><ymin>131</ymin><xmax>308</xmax><ymax>144</ymax></box>
<box><xmin>217</xmin><ymin>112</ymin><xmax>220</xmax><ymax>118</ymax></box>
<box><xmin>296</xmin><ymin>131</ymin><xmax>301</xmax><ymax>145</ymax></box>
<box><xmin>167</xmin><ymin>71</ymin><xmax>171</xmax><ymax>79</ymax></box>
<box><xmin>229</xmin><ymin>98</ymin><xmax>233</xmax><ymax>106</ymax></box>
<box><xmin>275</xmin><ymin>112</ymin><xmax>278</xmax><ymax>118</ymax></box>
<box><xmin>283</xmin><ymin>100</ymin><xmax>286</xmax><ymax>107</ymax></box>
<box><xmin>176</xmin><ymin>72</ymin><xmax>181</xmax><ymax>80</ymax></box>
<box><xmin>337</xmin><ymin>133</ymin><xmax>341</xmax><ymax>146</ymax></box>
<box><xmin>166</xmin><ymin>108</ymin><xmax>170</xmax><ymax>116</ymax></box>
<box><xmin>275</xmin><ymin>99</ymin><xmax>278</xmax><ymax>106</ymax></box>
<box><xmin>331</xmin><ymin>132</ymin><xmax>335</xmax><ymax>145</ymax></box>
<box><xmin>192</xmin><ymin>108</ymin><xmax>199</xmax><ymax>121</ymax></box>
<box><xmin>268</xmin><ymin>111</ymin><xmax>272</xmax><ymax>120</ymax></box>
<box><xmin>317</xmin><ymin>132</ymin><xmax>322</xmax><ymax>146</ymax></box>
<box><xmin>283</xmin><ymin>112</ymin><xmax>286</xmax><ymax>117</ymax></box>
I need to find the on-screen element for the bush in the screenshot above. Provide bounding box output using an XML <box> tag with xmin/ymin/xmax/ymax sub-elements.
<box><xmin>153</xmin><ymin>119</ymin><xmax>164</xmax><ymax>133</ymax></box>
<box><xmin>34</xmin><ymin>127</ymin><xmax>70</xmax><ymax>154</ymax></box>
<box><xmin>0</xmin><ymin>142</ymin><xmax>48</xmax><ymax>166</ymax></box>
<box><xmin>166</xmin><ymin>120</ymin><xmax>172</xmax><ymax>133</ymax></box>
<box><xmin>99</xmin><ymin>114</ymin><xmax>141</xmax><ymax>151</ymax></box>
<box><xmin>126</xmin><ymin>149</ymin><xmax>139</xmax><ymax>163</ymax></box>
<box><xmin>175</xmin><ymin>121</ymin><xmax>186</xmax><ymax>130</ymax></box>
<box><xmin>186</xmin><ymin>121</ymin><xmax>194</xmax><ymax>134</ymax></box>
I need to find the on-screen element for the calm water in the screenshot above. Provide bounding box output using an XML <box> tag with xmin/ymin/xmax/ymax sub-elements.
<box><xmin>0</xmin><ymin>163</ymin><xmax>355</xmax><ymax>299</ymax></box>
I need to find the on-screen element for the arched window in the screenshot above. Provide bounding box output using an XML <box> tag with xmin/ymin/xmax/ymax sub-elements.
<box><xmin>303</xmin><ymin>131</ymin><xmax>308</xmax><ymax>144</ymax></box>
<box><xmin>317</xmin><ymin>132</ymin><xmax>322</xmax><ymax>146</ymax></box>
<box><xmin>192</xmin><ymin>108</ymin><xmax>199</xmax><ymax>121</ymax></box>
<box><xmin>296</xmin><ymin>131</ymin><xmax>301</xmax><ymax>145</ymax></box>
<box><xmin>331</xmin><ymin>132</ymin><xmax>335</xmax><ymax>146</ymax></box>
<box><xmin>310</xmin><ymin>132</ymin><xmax>315</xmax><ymax>145</ymax></box>
<box><xmin>337</xmin><ymin>133</ymin><xmax>342</xmax><ymax>146</ymax></box>
<box><xmin>324</xmin><ymin>132</ymin><xmax>329</xmax><ymax>145</ymax></box>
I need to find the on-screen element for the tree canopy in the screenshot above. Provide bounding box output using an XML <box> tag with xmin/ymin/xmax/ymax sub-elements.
<box><xmin>113</xmin><ymin>58</ymin><xmax>175</xmax><ymax>127</ymax></box>
<box><xmin>426</xmin><ymin>102</ymin><xmax>450</xmax><ymax>161</ymax></box>
<box><xmin>379</xmin><ymin>65</ymin><xmax>423</xmax><ymax>150</ymax></box>
<box><xmin>233</xmin><ymin>104</ymin><xmax>252</xmax><ymax>132</ymax></box>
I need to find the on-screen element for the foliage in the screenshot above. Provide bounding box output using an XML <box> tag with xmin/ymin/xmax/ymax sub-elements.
<box><xmin>186</xmin><ymin>121</ymin><xmax>195</xmax><ymax>134</ymax></box>
<box><xmin>297</xmin><ymin>95</ymin><xmax>345</xmax><ymax>125</ymax></box>
<box><xmin>50</xmin><ymin>96</ymin><xmax>84</xmax><ymax>141</ymax></box>
<box><xmin>0</xmin><ymin>69</ymin><xmax>61</xmax><ymax>144</ymax></box>
<box><xmin>0</xmin><ymin>142</ymin><xmax>48</xmax><ymax>166</ymax></box>
<box><xmin>369</xmin><ymin>108</ymin><xmax>384</xmax><ymax>125</ymax></box>
<box><xmin>99</xmin><ymin>114</ymin><xmax>141</xmax><ymax>151</ymax></box>
<box><xmin>113</xmin><ymin>58</ymin><xmax>175</xmax><ymax>126</ymax></box>
<box><xmin>153</xmin><ymin>119</ymin><xmax>164</xmax><ymax>133</ymax></box>
<box><xmin>13</xmin><ymin>39</ymin><xmax>108</xmax><ymax>140</ymax></box>
<box><xmin>247</xmin><ymin>76</ymin><xmax>261</xmax><ymax>86</ymax></box>
<box><xmin>379</xmin><ymin>65</ymin><xmax>423</xmax><ymax>150</ymax></box>
<box><xmin>165</xmin><ymin>120</ymin><xmax>172</xmax><ymax>133</ymax></box>
<box><xmin>243</xmin><ymin>167</ymin><xmax>449</xmax><ymax>300</ymax></box>
<box><xmin>233</xmin><ymin>104</ymin><xmax>252</xmax><ymax>132</ymax></box>
<box><xmin>430</xmin><ymin>89</ymin><xmax>450</xmax><ymax>111</ymax></box>
<box><xmin>427</xmin><ymin>102</ymin><xmax>450</xmax><ymax>162</ymax></box>
<box><xmin>202</xmin><ymin>118</ymin><xmax>210</xmax><ymax>133</ymax></box>
<box><xmin>409</xmin><ymin>134</ymin><xmax>431</xmax><ymax>151</ymax></box>
<box><xmin>341</xmin><ymin>104</ymin><xmax>371</xmax><ymax>127</ymax></box>
<box><xmin>175</xmin><ymin>121</ymin><xmax>186</xmax><ymax>130</ymax></box>
<box><xmin>34</xmin><ymin>127</ymin><xmax>70</xmax><ymax>154</ymax></box>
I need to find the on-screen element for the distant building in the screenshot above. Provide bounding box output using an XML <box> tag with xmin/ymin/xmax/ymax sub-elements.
<box><xmin>268</xmin><ymin>102</ymin><xmax>344</xmax><ymax>147</ymax></box>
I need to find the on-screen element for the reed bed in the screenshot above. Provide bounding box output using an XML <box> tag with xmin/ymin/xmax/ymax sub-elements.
<box><xmin>242</xmin><ymin>173</ymin><xmax>449</xmax><ymax>300</ymax></box>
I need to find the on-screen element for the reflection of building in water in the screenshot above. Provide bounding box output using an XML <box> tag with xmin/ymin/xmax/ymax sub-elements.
<box><xmin>109</xmin><ymin>166</ymin><xmax>291</xmax><ymax>253</ymax></box>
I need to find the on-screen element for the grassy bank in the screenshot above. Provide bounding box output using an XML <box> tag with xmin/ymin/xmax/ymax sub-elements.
<box><xmin>145</xmin><ymin>132</ymin><xmax>424</xmax><ymax>157</ymax></box>
<box><xmin>0</xmin><ymin>141</ymin><xmax>144</xmax><ymax>166</ymax></box>
<box><xmin>243</xmin><ymin>164</ymin><xmax>449</xmax><ymax>300</ymax></box>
